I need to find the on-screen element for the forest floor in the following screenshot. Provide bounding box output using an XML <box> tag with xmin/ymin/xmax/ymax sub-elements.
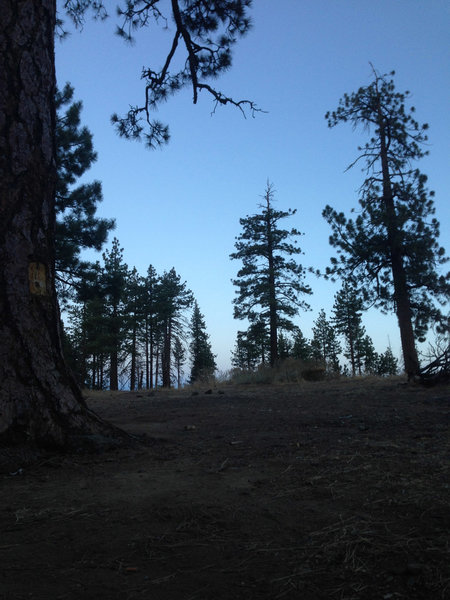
<box><xmin>1</xmin><ymin>378</ymin><xmax>449</xmax><ymax>600</ymax></box>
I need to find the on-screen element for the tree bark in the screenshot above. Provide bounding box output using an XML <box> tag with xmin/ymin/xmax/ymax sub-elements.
<box><xmin>0</xmin><ymin>0</ymin><xmax>125</xmax><ymax>448</ymax></box>
<box><xmin>345</xmin><ymin>306</ymin><xmax>356</xmax><ymax>376</ymax></box>
<box><xmin>109</xmin><ymin>305</ymin><xmax>119</xmax><ymax>390</ymax></box>
<box><xmin>268</xmin><ymin>253</ymin><xmax>278</xmax><ymax>367</ymax></box>
<box><xmin>265</xmin><ymin>193</ymin><xmax>278</xmax><ymax>367</ymax></box>
<box><xmin>377</xmin><ymin>102</ymin><xmax>420</xmax><ymax>379</ymax></box>
<box><xmin>155</xmin><ymin>345</ymin><xmax>160</xmax><ymax>388</ymax></box>
<box><xmin>145</xmin><ymin>320</ymin><xmax>150</xmax><ymax>389</ymax></box>
<box><xmin>162</xmin><ymin>320</ymin><xmax>172</xmax><ymax>387</ymax></box>
<box><xmin>130</xmin><ymin>324</ymin><xmax>137</xmax><ymax>391</ymax></box>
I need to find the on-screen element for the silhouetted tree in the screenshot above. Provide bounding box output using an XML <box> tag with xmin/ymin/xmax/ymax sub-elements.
<box><xmin>142</xmin><ymin>265</ymin><xmax>160</xmax><ymax>389</ymax></box>
<box><xmin>55</xmin><ymin>83</ymin><xmax>114</xmax><ymax>300</ymax></box>
<box><xmin>231</xmin><ymin>331</ymin><xmax>259</xmax><ymax>371</ymax></box>
<box><xmin>332</xmin><ymin>283</ymin><xmax>366</xmax><ymax>375</ymax></box>
<box><xmin>278</xmin><ymin>332</ymin><xmax>293</xmax><ymax>360</ymax></box>
<box><xmin>323</xmin><ymin>68</ymin><xmax>449</xmax><ymax>378</ymax></box>
<box><xmin>247</xmin><ymin>318</ymin><xmax>270</xmax><ymax>365</ymax></box>
<box><xmin>157</xmin><ymin>269</ymin><xmax>193</xmax><ymax>388</ymax></box>
<box><xmin>311</xmin><ymin>309</ymin><xmax>341</xmax><ymax>372</ymax></box>
<box><xmin>124</xmin><ymin>267</ymin><xmax>146</xmax><ymax>391</ymax></box>
<box><xmin>231</xmin><ymin>182</ymin><xmax>312</xmax><ymax>366</ymax></box>
<box><xmin>377</xmin><ymin>347</ymin><xmax>399</xmax><ymax>376</ymax></box>
<box><xmin>65</xmin><ymin>257</ymin><xmax>111</xmax><ymax>389</ymax></box>
<box><xmin>291</xmin><ymin>329</ymin><xmax>312</xmax><ymax>361</ymax></box>
<box><xmin>100</xmin><ymin>238</ymin><xmax>129</xmax><ymax>390</ymax></box>
<box><xmin>360</xmin><ymin>335</ymin><xmax>379</xmax><ymax>375</ymax></box>
<box><xmin>189</xmin><ymin>301</ymin><xmax>216</xmax><ymax>383</ymax></box>
<box><xmin>173</xmin><ymin>337</ymin><xmax>186</xmax><ymax>389</ymax></box>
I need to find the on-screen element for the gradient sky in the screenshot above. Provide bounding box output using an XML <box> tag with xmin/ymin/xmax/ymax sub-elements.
<box><xmin>55</xmin><ymin>0</ymin><xmax>450</xmax><ymax>372</ymax></box>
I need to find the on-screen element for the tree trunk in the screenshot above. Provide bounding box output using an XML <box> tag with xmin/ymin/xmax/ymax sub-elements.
<box><xmin>92</xmin><ymin>358</ymin><xmax>97</xmax><ymax>389</ymax></box>
<box><xmin>149</xmin><ymin>329</ymin><xmax>155</xmax><ymax>389</ymax></box>
<box><xmin>377</xmin><ymin>102</ymin><xmax>420</xmax><ymax>379</ymax></box>
<box><xmin>162</xmin><ymin>321</ymin><xmax>172</xmax><ymax>387</ymax></box>
<box><xmin>145</xmin><ymin>320</ymin><xmax>150</xmax><ymax>389</ymax></box>
<box><xmin>109</xmin><ymin>305</ymin><xmax>119</xmax><ymax>390</ymax></box>
<box><xmin>0</xmin><ymin>0</ymin><xmax>125</xmax><ymax>448</ymax></box>
<box><xmin>389</xmin><ymin>249</ymin><xmax>419</xmax><ymax>377</ymax></box>
<box><xmin>265</xmin><ymin>195</ymin><xmax>278</xmax><ymax>367</ymax></box>
<box><xmin>155</xmin><ymin>345</ymin><xmax>160</xmax><ymax>388</ymax></box>
<box><xmin>130</xmin><ymin>325</ymin><xmax>137</xmax><ymax>391</ymax></box>
<box><xmin>346</xmin><ymin>310</ymin><xmax>356</xmax><ymax>376</ymax></box>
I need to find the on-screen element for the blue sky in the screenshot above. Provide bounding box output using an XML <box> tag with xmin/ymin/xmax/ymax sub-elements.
<box><xmin>56</xmin><ymin>0</ymin><xmax>450</xmax><ymax>371</ymax></box>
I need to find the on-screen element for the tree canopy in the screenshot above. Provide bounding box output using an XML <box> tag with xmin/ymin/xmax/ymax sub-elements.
<box><xmin>61</xmin><ymin>0</ymin><xmax>260</xmax><ymax>148</ymax></box>
<box><xmin>55</xmin><ymin>83</ymin><xmax>115</xmax><ymax>299</ymax></box>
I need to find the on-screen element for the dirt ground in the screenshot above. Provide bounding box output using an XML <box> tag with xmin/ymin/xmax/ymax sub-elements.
<box><xmin>1</xmin><ymin>378</ymin><xmax>449</xmax><ymax>600</ymax></box>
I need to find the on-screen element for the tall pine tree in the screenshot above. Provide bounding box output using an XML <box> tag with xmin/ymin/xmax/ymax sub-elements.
<box><xmin>101</xmin><ymin>238</ymin><xmax>129</xmax><ymax>390</ymax></box>
<box><xmin>124</xmin><ymin>267</ymin><xmax>146</xmax><ymax>391</ymax></box>
<box><xmin>157</xmin><ymin>269</ymin><xmax>193</xmax><ymax>388</ymax></box>
<box><xmin>142</xmin><ymin>265</ymin><xmax>160</xmax><ymax>389</ymax></box>
<box><xmin>323</xmin><ymin>68</ymin><xmax>449</xmax><ymax>378</ymax></box>
<box><xmin>231</xmin><ymin>182</ymin><xmax>312</xmax><ymax>366</ymax></box>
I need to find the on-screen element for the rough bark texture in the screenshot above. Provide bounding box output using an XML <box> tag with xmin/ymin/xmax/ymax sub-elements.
<box><xmin>0</xmin><ymin>0</ymin><xmax>124</xmax><ymax>448</ymax></box>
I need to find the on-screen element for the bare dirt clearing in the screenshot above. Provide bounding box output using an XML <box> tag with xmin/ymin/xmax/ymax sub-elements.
<box><xmin>1</xmin><ymin>379</ymin><xmax>449</xmax><ymax>599</ymax></box>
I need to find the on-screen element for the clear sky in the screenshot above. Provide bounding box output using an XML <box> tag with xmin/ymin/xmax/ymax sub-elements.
<box><xmin>55</xmin><ymin>0</ymin><xmax>450</xmax><ymax>372</ymax></box>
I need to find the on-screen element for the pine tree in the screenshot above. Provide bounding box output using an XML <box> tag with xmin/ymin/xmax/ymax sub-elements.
<box><xmin>65</xmin><ymin>256</ymin><xmax>111</xmax><ymax>390</ymax></box>
<box><xmin>63</xmin><ymin>303</ymin><xmax>90</xmax><ymax>387</ymax></box>
<box><xmin>189</xmin><ymin>301</ymin><xmax>217</xmax><ymax>383</ymax></box>
<box><xmin>66</xmin><ymin>292</ymin><xmax>110</xmax><ymax>389</ymax></box>
<box><xmin>247</xmin><ymin>318</ymin><xmax>270</xmax><ymax>365</ymax></box>
<box><xmin>323</xmin><ymin>68</ymin><xmax>449</xmax><ymax>378</ymax></box>
<box><xmin>157</xmin><ymin>269</ymin><xmax>193</xmax><ymax>388</ymax></box>
<box><xmin>1</xmin><ymin>0</ymin><xmax>257</xmax><ymax>447</ymax></box>
<box><xmin>291</xmin><ymin>329</ymin><xmax>312</xmax><ymax>362</ymax></box>
<box><xmin>311</xmin><ymin>309</ymin><xmax>341</xmax><ymax>372</ymax></box>
<box><xmin>278</xmin><ymin>332</ymin><xmax>293</xmax><ymax>360</ymax></box>
<box><xmin>231</xmin><ymin>182</ymin><xmax>312</xmax><ymax>366</ymax></box>
<box><xmin>101</xmin><ymin>238</ymin><xmax>129</xmax><ymax>390</ymax></box>
<box><xmin>231</xmin><ymin>319</ymin><xmax>270</xmax><ymax>371</ymax></box>
<box><xmin>55</xmin><ymin>83</ymin><xmax>115</xmax><ymax>300</ymax></box>
<box><xmin>173</xmin><ymin>337</ymin><xmax>186</xmax><ymax>389</ymax></box>
<box><xmin>231</xmin><ymin>330</ymin><xmax>260</xmax><ymax>371</ymax></box>
<box><xmin>332</xmin><ymin>283</ymin><xmax>366</xmax><ymax>376</ymax></box>
<box><xmin>360</xmin><ymin>335</ymin><xmax>379</xmax><ymax>375</ymax></box>
<box><xmin>142</xmin><ymin>265</ymin><xmax>160</xmax><ymax>389</ymax></box>
<box><xmin>124</xmin><ymin>267</ymin><xmax>146</xmax><ymax>391</ymax></box>
<box><xmin>377</xmin><ymin>347</ymin><xmax>399</xmax><ymax>376</ymax></box>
